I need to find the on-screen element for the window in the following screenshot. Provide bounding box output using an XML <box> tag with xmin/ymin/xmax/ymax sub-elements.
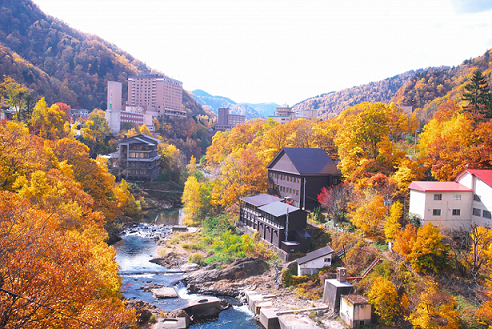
<box><xmin>453</xmin><ymin>194</ymin><xmax>461</xmax><ymax>200</ymax></box>
<box><xmin>324</xmin><ymin>258</ymin><xmax>331</xmax><ymax>263</ymax></box>
<box><xmin>474</xmin><ymin>194</ymin><xmax>481</xmax><ymax>202</ymax></box>
<box><xmin>433</xmin><ymin>209</ymin><xmax>441</xmax><ymax>216</ymax></box>
<box><xmin>434</xmin><ymin>194</ymin><xmax>442</xmax><ymax>201</ymax></box>
<box><xmin>473</xmin><ymin>208</ymin><xmax>481</xmax><ymax>216</ymax></box>
<box><xmin>484</xmin><ymin>210</ymin><xmax>492</xmax><ymax>219</ymax></box>
<box><xmin>452</xmin><ymin>209</ymin><xmax>460</xmax><ymax>216</ymax></box>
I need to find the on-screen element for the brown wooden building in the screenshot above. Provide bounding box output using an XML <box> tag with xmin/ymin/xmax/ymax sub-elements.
<box><xmin>267</xmin><ymin>148</ymin><xmax>341</xmax><ymax>211</ymax></box>
<box><xmin>239</xmin><ymin>193</ymin><xmax>311</xmax><ymax>253</ymax></box>
<box><xmin>117</xmin><ymin>134</ymin><xmax>161</xmax><ymax>181</ymax></box>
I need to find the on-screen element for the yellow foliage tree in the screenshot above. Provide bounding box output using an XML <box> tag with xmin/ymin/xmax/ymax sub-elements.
<box><xmin>384</xmin><ymin>201</ymin><xmax>403</xmax><ymax>242</ymax></box>
<box><xmin>30</xmin><ymin>98</ymin><xmax>71</xmax><ymax>140</ymax></box>
<box><xmin>139</xmin><ymin>124</ymin><xmax>152</xmax><ymax>136</ymax></box>
<box><xmin>182</xmin><ymin>176</ymin><xmax>201</xmax><ymax>222</ymax></box>
<box><xmin>348</xmin><ymin>194</ymin><xmax>386</xmax><ymax>236</ymax></box>
<box><xmin>0</xmin><ymin>192</ymin><xmax>136</xmax><ymax>328</ymax></box>
<box><xmin>393</xmin><ymin>223</ymin><xmax>449</xmax><ymax>273</ymax></box>
<box><xmin>367</xmin><ymin>276</ymin><xmax>401</xmax><ymax>325</ymax></box>
<box><xmin>407</xmin><ymin>279</ymin><xmax>459</xmax><ymax>329</ymax></box>
<box><xmin>187</xmin><ymin>155</ymin><xmax>197</xmax><ymax>174</ymax></box>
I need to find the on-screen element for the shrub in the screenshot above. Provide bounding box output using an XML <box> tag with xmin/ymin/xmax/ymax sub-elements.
<box><xmin>189</xmin><ymin>253</ymin><xmax>206</xmax><ymax>266</ymax></box>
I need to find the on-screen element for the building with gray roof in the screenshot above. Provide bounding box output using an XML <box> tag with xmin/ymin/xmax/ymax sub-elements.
<box><xmin>267</xmin><ymin>147</ymin><xmax>341</xmax><ymax>210</ymax></box>
<box><xmin>239</xmin><ymin>194</ymin><xmax>310</xmax><ymax>253</ymax></box>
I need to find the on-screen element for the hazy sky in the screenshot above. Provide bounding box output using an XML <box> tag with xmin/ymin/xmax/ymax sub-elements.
<box><xmin>31</xmin><ymin>0</ymin><xmax>492</xmax><ymax>105</ymax></box>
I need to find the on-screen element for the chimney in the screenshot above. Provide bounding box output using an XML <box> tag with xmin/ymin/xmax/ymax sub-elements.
<box><xmin>337</xmin><ymin>267</ymin><xmax>347</xmax><ymax>283</ymax></box>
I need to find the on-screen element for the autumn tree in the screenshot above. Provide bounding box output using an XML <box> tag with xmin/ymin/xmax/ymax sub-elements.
<box><xmin>80</xmin><ymin>109</ymin><xmax>114</xmax><ymax>157</ymax></box>
<box><xmin>451</xmin><ymin>224</ymin><xmax>492</xmax><ymax>282</ymax></box>
<box><xmin>0</xmin><ymin>75</ymin><xmax>35</xmax><ymax>122</ymax></box>
<box><xmin>158</xmin><ymin>143</ymin><xmax>184</xmax><ymax>182</ymax></box>
<box><xmin>0</xmin><ymin>121</ymin><xmax>46</xmax><ymax>190</ymax></box>
<box><xmin>367</xmin><ymin>276</ymin><xmax>403</xmax><ymax>325</ymax></box>
<box><xmin>182</xmin><ymin>176</ymin><xmax>202</xmax><ymax>223</ymax></box>
<box><xmin>0</xmin><ymin>192</ymin><xmax>136</xmax><ymax>328</ymax></box>
<box><xmin>317</xmin><ymin>182</ymin><xmax>352</xmax><ymax>224</ymax></box>
<box><xmin>407</xmin><ymin>279</ymin><xmax>459</xmax><ymax>329</ymax></box>
<box><xmin>139</xmin><ymin>124</ymin><xmax>152</xmax><ymax>136</ymax></box>
<box><xmin>335</xmin><ymin>102</ymin><xmax>391</xmax><ymax>186</ymax></box>
<box><xmin>29</xmin><ymin>98</ymin><xmax>71</xmax><ymax>140</ymax></box>
<box><xmin>393</xmin><ymin>223</ymin><xmax>449</xmax><ymax>273</ymax></box>
<box><xmin>348</xmin><ymin>193</ymin><xmax>386</xmax><ymax>236</ymax></box>
<box><xmin>418</xmin><ymin>106</ymin><xmax>491</xmax><ymax>181</ymax></box>
<box><xmin>211</xmin><ymin>148</ymin><xmax>268</xmax><ymax>209</ymax></box>
<box><xmin>384</xmin><ymin>201</ymin><xmax>403</xmax><ymax>242</ymax></box>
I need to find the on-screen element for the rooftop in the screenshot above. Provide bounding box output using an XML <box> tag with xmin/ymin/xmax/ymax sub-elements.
<box><xmin>408</xmin><ymin>181</ymin><xmax>473</xmax><ymax>192</ymax></box>
<box><xmin>239</xmin><ymin>194</ymin><xmax>282</xmax><ymax>208</ymax></box>
<box><xmin>458</xmin><ymin>169</ymin><xmax>492</xmax><ymax>188</ymax></box>
<box><xmin>258</xmin><ymin>201</ymin><xmax>299</xmax><ymax>217</ymax></box>
<box><xmin>296</xmin><ymin>245</ymin><xmax>334</xmax><ymax>265</ymax></box>
<box><xmin>267</xmin><ymin>147</ymin><xmax>340</xmax><ymax>175</ymax></box>
<box><xmin>344</xmin><ymin>294</ymin><xmax>369</xmax><ymax>305</ymax></box>
<box><xmin>118</xmin><ymin>134</ymin><xmax>160</xmax><ymax>146</ymax></box>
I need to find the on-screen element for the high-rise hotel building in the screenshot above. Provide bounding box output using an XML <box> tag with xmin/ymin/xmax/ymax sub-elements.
<box><xmin>127</xmin><ymin>74</ymin><xmax>183</xmax><ymax>112</ymax></box>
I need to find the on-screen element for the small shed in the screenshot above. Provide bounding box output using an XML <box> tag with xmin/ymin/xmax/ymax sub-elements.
<box><xmin>340</xmin><ymin>294</ymin><xmax>371</xmax><ymax>328</ymax></box>
<box><xmin>297</xmin><ymin>245</ymin><xmax>334</xmax><ymax>276</ymax></box>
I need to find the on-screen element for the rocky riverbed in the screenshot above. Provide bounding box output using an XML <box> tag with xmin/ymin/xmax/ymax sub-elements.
<box><xmin>117</xmin><ymin>220</ymin><xmax>343</xmax><ymax>328</ymax></box>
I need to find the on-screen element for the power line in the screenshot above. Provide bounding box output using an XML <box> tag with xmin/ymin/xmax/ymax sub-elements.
<box><xmin>0</xmin><ymin>288</ymin><xmax>96</xmax><ymax>328</ymax></box>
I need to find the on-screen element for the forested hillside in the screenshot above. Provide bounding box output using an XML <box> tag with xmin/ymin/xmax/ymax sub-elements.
<box><xmin>0</xmin><ymin>0</ymin><xmax>210</xmax><ymax>118</ymax></box>
<box><xmin>294</xmin><ymin>49</ymin><xmax>492</xmax><ymax>120</ymax></box>
<box><xmin>293</xmin><ymin>70</ymin><xmax>417</xmax><ymax>119</ymax></box>
<box><xmin>393</xmin><ymin>49</ymin><xmax>492</xmax><ymax>125</ymax></box>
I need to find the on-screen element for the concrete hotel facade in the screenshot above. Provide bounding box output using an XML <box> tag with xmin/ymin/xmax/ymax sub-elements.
<box><xmin>128</xmin><ymin>74</ymin><xmax>183</xmax><ymax>112</ymax></box>
<box><xmin>215</xmin><ymin>108</ymin><xmax>246</xmax><ymax>132</ymax></box>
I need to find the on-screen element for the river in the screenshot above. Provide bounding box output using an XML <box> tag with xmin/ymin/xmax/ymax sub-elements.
<box><xmin>113</xmin><ymin>208</ymin><xmax>261</xmax><ymax>328</ymax></box>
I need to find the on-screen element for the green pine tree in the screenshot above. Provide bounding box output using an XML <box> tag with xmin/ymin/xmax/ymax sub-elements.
<box><xmin>462</xmin><ymin>70</ymin><xmax>492</xmax><ymax>120</ymax></box>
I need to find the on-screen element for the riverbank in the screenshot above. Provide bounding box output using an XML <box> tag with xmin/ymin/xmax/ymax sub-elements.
<box><xmin>145</xmin><ymin>229</ymin><xmax>345</xmax><ymax>329</ymax></box>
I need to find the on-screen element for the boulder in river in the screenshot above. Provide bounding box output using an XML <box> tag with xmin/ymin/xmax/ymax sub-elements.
<box><xmin>152</xmin><ymin>287</ymin><xmax>178</xmax><ymax>298</ymax></box>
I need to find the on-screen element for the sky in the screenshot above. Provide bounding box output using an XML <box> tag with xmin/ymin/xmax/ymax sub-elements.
<box><xmin>31</xmin><ymin>0</ymin><xmax>492</xmax><ymax>106</ymax></box>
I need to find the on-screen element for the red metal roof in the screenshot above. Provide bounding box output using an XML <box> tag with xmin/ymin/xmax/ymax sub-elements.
<box><xmin>408</xmin><ymin>181</ymin><xmax>473</xmax><ymax>192</ymax></box>
<box><xmin>458</xmin><ymin>170</ymin><xmax>492</xmax><ymax>188</ymax></box>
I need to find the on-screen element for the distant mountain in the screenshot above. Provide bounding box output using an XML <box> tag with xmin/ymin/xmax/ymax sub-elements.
<box><xmin>0</xmin><ymin>0</ymin><xmax>209</xmax><ymax>117</ymax></box>
<box><xmin>191</xmin><ymin>90</ymin><xmax>280</xmax><ymax>120</ymax></box>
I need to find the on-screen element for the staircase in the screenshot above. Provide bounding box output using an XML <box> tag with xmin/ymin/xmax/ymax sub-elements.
<box><xmin>346</xmin><ymin>258</ymin><xmax>381</xmax><ymax>280</ymax></box>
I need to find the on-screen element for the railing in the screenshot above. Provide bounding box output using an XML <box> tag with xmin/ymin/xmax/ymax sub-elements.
<box><xmin>346</xmin><ymin>258</ymin><xmax>381</xmax><ymax>280</ymax></box>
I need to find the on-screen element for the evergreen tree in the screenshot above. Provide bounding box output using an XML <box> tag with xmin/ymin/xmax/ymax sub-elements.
<box><xmin>462</xmin><ymin>70</ymin><xmax>492</xmax><ymax>120</ymax></box>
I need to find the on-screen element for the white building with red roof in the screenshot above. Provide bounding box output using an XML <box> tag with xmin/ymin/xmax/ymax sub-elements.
<box><xmin>409</xmin><ymin>169</ymin><xmax>492</xmax><ymax>231</ymax></box>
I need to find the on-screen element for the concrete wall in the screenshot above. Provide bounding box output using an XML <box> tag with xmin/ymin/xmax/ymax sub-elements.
<box><xmin>458</xmin><ymin>172</ymin><xmax>492</xmax><ymax>227</ymax></box>
<box><xmin>411</xmin><ymin>190</ymin><xmax>473</xmax><ymax>231</ymax></box>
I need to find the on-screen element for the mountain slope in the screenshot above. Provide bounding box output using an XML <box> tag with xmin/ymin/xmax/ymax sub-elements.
<box><xmin>293</xmin><ymin>70</ymin><xmax>417</xmax><ymax>119</ymax></box>
<box><xmin>293</xmin><ymin>49</ymin><xmax>492</xmax><ymax>121</ymax></box>
<box><xmin>0</xmin><ymin>0</ymin><xmax>209</xmax><ymax>117</ymax></box>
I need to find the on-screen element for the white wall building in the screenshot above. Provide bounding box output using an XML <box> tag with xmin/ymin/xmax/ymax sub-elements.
<box><xmin>297</xmin><ymin>245</ymin><xmax>334</xmax><ymax>276</ymax></box>
<box><xmin>409</xmin><ymin>170</ymin><xmax>492</xmax><ymax>231</ymax></box>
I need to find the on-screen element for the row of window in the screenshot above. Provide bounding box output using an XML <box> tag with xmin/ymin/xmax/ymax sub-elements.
<box><xmin>272</xmin><ymin>173</ymin><xmax>300</xmax><ymax>184</ymax></box>
<box><xmin>434</xmin><ymin>193</ymin><xmax>461</xmax><ymax>200</ymax></box>
<box><xmin>129</xmin><ymin>152</ymin><xmax>149</xmax><ymax>159</ymax></box>
<box><xmin>433</xmin><ymin>193</ymin><xmax>484</xmax><ymax>202</ymax></box>
<box><xmin>432</xmin><ymin>208</ymin><xmax>492</xmax><ymax>219</ymax></box>
<box><xmin>473</xmin><ymin>208</ymin><xmax>492</xmax><ymax>219</ymax></box>
<box><xmin>432</xmin><ymin>209</ymin><xmax>461</xmax><ymax>216</ymax></box>
<box><xmin>128</xmin><ymin>169</ymin><xmax>150</xmax><ymax>175</ymax></box>
<box><xmin>276</xmin><ymin>184</ymin><xmax>299</xmax><ymax>196</ymax></box>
